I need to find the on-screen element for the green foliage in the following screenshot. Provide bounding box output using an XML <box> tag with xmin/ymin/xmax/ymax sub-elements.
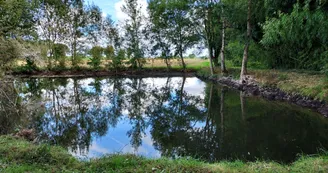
<box><xmin>261</xmin><ymin>2</ymin><xmax>328</xmax><ymax>71</ymax></box>
<box><xmin>122</xmin><ymin>0</ymin><xmax>145</xmax><ymax>69</ymax></box>
<box><xmin>112</xmin><ymin>49</ymin><xmax>126</xmax><ymax>70</ymax></box>
<box><xmin>53</xmin><ymin>43</ymin><xmax>68</xmax><ymax>69</ymax></box>
<box><xmin>88</xmin><ymin>46</ymin><xmax>103</xmax><ymax>69</ymax></box>
<box><xmin>226</xmin><ymin>41</ymin><xmax>268</xmax><ymax>69</ymax></box>
<box><xmin>0</xmin><ymin>0</ymin><xmax>38</xmax><ymax>37</ymax></box>
<box><xmin>165</xmin><ymin>0</ymin><xmax>200</xmax><ymax>69</ymax></box>
<box><xmin>188</xmin><ymin>54</ymin><xmax>197</xmax><ymax>59</ymax></box>
<box><xmin>104</xmin><ymin>45</ymin><xmax>115</xmax><ymax>67</ymax></box>
<box><xmin>22</xmin><ymin>56</ymin><xmax>38</xmax><ymax>73</ymax></box>
<box><xmin>0</xmin><ymin>38</ymin><xmax>20</xmax><ymax>73</ymax></box>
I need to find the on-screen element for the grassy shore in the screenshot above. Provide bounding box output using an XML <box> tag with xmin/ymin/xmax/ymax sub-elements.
<box><xmin>197</xmin><ymin>67</ymin><xmax>328</xmax><ymax>103</ymax></box>
<box><xmin>0</xmin><ymin>136</ymin><xmax>327</xmax><ymax>173</ymax></box>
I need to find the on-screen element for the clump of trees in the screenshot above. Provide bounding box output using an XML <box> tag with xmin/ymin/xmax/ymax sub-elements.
<box><xmin>1</xmin><ymin>0</ymin><xmax>328</xmax><ymax>79</ymax></box>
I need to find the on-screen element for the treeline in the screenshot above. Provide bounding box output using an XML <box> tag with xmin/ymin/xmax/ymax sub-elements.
<box><xmin>1</xmin><ymin>0</ymin><xmax>328</xmax><ymax>79</ymax></box>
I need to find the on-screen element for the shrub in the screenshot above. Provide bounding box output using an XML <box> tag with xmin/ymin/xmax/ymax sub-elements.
<box><xmin>88</xmin><ymin>46</ymin><xmax>104</xmax><ymax>70</ymax></box>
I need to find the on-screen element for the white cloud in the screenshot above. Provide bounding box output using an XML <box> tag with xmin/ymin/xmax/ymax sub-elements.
<box><xmin>90</xmin><ymin>142</ymin><xmax>110</xmax><ymax>154</ymax></box>
<box><xmin>102</xmin><ymin>12</ymin><xmax>107</xmax><ymax>18</ymax></box>
<box><xmin>114</xmin><ymin>0</ymin><xmax>148</xmax><ymax>23</ymax></box>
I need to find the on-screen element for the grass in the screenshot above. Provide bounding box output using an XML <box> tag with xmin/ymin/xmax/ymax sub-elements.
<box><xmin>196</xmin><ymin>65</ymin><xmax>328</xmax><ymax>103</ymax></box>
<box><xmin>0</xmin><ymin>135</ymin><xmax>327</xmax><ymax>172</ymax></box>
<box><xmin>248</xmin><ymin>69</ymin><xmax>328</xmax><ymax>102</ymax></box>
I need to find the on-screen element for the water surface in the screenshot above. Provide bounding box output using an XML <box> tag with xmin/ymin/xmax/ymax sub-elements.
<box><xmin>1</xmin><ymin>77</ymin><xmax>328</xmax><ymax>163</ymax></box>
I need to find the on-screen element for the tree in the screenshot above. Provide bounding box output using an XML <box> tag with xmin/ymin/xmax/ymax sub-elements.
<box><xmin>240</xmin><ymin>0</ymin><xmax>252</xmax><ymax>83</ymax></box>
<box><xmin>37</xmin><ymin>0</ymin><xmax>70</xmax><ymax>69</ymax></box>
<box><xmin>83</xmin><ymin>4</ymin><xmax>103</xmax><ymax>46</ymax></box>
<box><xmin>65</xmin><ymin>0</ymin><xmax>86</xmax><ymax>68</ymax></box>
<box><xmin>0</xmin><ymin>0</ymin><xmax>38</xmax><ymax>75</ymax></box>
<box><xmin>193</xmin><ymin>0</ymin><xmax>222</xmax><ymax>75</ymax></box>
<box><xmin>0</xmin><ymin>0</ymin><xmax>37</xmax><ymax>38</ymax></box>
<box><xmin>220</xmin><ymin>2</ymin><xmax>227</xmax><ymax>73</ymax></box>
<box><xmin>122</xmin><ymin>0</ymin><xmax>146</xmax><ymax>69</ymax></box>
<box><xmin>166</xmin><ymin>0</ymin><xmax>200</xmax><ymax>70</ymax></box>
<box><xmin>88</xmin><ymin>46</ymin><xmax>103</xmax><ymax>69</ymax></box>
<box><xmin>261</xmin><ymin>2</ymin><xmax>328</xmax><ymax>71</ymax></box>
<box><xmin>102</xmin><ymin>15</ymin><xmax>120</xmax><ymax>48</ymax></box>
<box><xmin>147</xmin><ymin>0</ymin><xmax>174</xmax><ymax>70</ymax></box>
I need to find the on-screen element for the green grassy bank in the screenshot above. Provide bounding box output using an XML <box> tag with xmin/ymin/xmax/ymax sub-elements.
<box><xmin>0</xmin><ymin>136</ymin><xmax>327</xmax><ymax>173</ymax></box>
<box><xmin>197</xmin><ymin>67</ymin><xmax>328</xmax><ymax>103</ymax></box>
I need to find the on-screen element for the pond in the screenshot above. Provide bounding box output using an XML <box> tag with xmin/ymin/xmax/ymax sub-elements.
<box><xmin>1</xmin><ymin>76</ymin><xmax>328</xmax><ymax>164</ymax></box>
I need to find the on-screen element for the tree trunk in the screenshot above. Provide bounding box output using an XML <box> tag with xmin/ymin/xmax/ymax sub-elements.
<box><xmin>180</xmin><ymin>48</ymin><xmax>186</xmax><ymax>71</ymax></box>
<box><xmin>240</xmin><ymin>0</ymin><xmax>252</xmax><ymax>83</ymax></box>
<box><xmin>220</xmin><ymin>20</ymin><xmax>227</xmax><ymax>73</ymax></box>
<box><xmin>207</xmin><ymin>41</ymin><xmax>214</xmax><ymax>75</ymax></box>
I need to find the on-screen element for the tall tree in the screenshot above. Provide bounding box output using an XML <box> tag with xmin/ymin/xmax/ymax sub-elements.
<box><xmin>240</xmin><ymin>0</ymin><xmax>252</xmax><ymax>83</ymax></box>
<box><xmin>84</xmin><ymin>4</ymin><xmax>103</xmax><ymax>46</ymax></box>
<box><xmin>0</xmin><ymin>0</ymin><xmax>38</xmax><ymax>74</ymax></box>
<box><xmin>166</xmin><ymin>0</ymin><xmax>200</xmax><ymax>70</ymax></box>
<box><xmin>122</xmin><ymin>0</ymin><xmax>146</xmax><ymax>69</ymax></box>
<box><xmin>102</xmin><ymin>15</ymin><xmax>120</xmax><ymax>48</ymax></box>
<box><xmin>38</xmin><ymin>0</ymin><xmax>70</xmax><ymax>69</ymax></box>
<box><xmin>220</xmin><ymin>2</ymin><xmax>227</xmax><ymax>73</ymax></box>
<box><xmin>193</xmin><ymin>0</ymin><xmax>222</xmax><ymax>75</ymax></box>
<box><xmin>147</xmin><ymin>0</ymin><xmax>173</xmax><ymax>70</ymax></box>
<box><xmin>65</xmin><ymin>0</ymin><xmax>85</xmax><ymax>67</ymax></box>
<box><xmin>0</xmin><ymin>0</ymin><xmax>38</xmax><ymax>38</ymax></box>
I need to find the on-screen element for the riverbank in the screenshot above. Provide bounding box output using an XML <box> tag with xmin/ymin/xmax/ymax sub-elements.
<box><xmin>196</xmin><ymin>68</ymin><xmax>328</xmax><ymax>117</ymax></box>
<box><xmin>0</xmin><ymin>135</ymin><xmax>327</xmax><ymax>173</ymax></box>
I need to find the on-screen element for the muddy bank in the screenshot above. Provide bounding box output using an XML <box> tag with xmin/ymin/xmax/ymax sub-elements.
<box><xmin>10</xmin><ymin>69</ymin><xmax>196</xmax><ymax>78</ymax></box>
<box><xmin>196</xmin><ymin>74</ymin><xmax>328</xmax><ymax>118</ymax></box>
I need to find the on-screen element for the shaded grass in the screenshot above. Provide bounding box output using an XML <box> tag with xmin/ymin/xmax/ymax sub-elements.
<box><xmin>1</xmin><ymin>136</ymin><xmax>328</xmax><ymax>172</ymax></box>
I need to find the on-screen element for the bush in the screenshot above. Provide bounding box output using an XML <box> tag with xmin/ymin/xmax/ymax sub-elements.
<box><xmin>111</xmin><ymin>49</ymin><xmax>126</xmax><ymax>70</ymax></box>
<box><xmin>24</xmin><ymin>56</ymin><xmax>38</xmax><ymax>72</ymax></box>
<box><xmin>53</xmin><ymin>44</ymin><xmax>68</xmax><ymax>69</ymax></box>
<box><xmin>88</xmin><ymin>46</ymin><xmax>104</xmax><ymax>70</ymax></box>
<box><xmin>261</xmin><ymin>3</ymin><xmax>328</xmax><ymax>70</ymax></box>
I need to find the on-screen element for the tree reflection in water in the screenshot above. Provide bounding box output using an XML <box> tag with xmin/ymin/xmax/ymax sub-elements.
<box><xmin>1</xmin><ymin>77</ymin><xmax>328</xmax><ymax>163</ymax></box>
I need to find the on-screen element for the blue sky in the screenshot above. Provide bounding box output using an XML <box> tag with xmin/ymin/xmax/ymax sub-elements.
<box><xmin>86</xmin><ymin>0</ymin><xmax>121</xmax><ymax>21</ymax></box>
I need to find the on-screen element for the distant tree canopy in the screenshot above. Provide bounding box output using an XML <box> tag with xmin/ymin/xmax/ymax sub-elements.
<box><xmin>0</xmin><ymin>0</ymin><xmax>327</xmax><ymax>76</ymax></box>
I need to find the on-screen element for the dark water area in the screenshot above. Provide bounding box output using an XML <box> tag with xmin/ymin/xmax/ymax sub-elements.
<box><xmin>0</xmin><ymin>77</ymin><xmax>328</xmax><ymax>164</ymax></box>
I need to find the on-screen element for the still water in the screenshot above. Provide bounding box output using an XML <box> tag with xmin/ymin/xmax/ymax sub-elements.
<box><xmin>1</xmin><ymin>77</ymin><xmax>328</xmax><ymax>163</ymax></box>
